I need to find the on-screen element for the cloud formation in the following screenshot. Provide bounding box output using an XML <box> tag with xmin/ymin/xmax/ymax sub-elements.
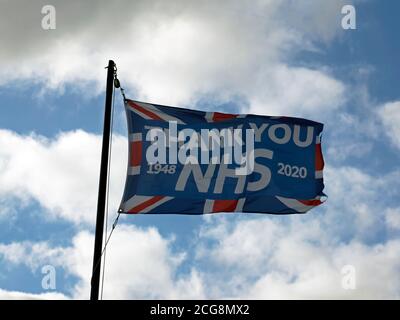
<box><xmin>0</xmin><ymin>158</ymin><xmax>399</xmax><ymax>299</ymax></box>
<box><xmin>379</xmin><ymin>101</ymin><xmax>400</xmax><ymax>149</ymax></box>
<box><xmin>0</xmin><ymin>129</ymin><xmax>127</xmax><ymax>224</ymax></box>
<box><xmin>0</xmin><ymin>0</ymin><xmax>349</xmax><ymax>118</ymax></box>
<box><xmin>198</xmin><ymin>217</ymin><xmax>400</xmax><ymax>299</ymax></box>
<box><xmin>0</xmin><ymin>224</ymin><xmax>204</xmax><ymax>299</ymax></box>
<box><xmin>0</xmin><ymin>288</ymin><xmax>67</xmax><ymax>300</ymax></box>
<box><xmin>1</xmin><ymin>214</ymin><xmax>399</xmax><ymax>299</ymax></box>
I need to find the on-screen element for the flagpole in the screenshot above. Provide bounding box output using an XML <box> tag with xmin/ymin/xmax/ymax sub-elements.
<box><xmin>90</xmin><ymin>60</ymin><xmax>115</xmax><ymax>301</ymax></box>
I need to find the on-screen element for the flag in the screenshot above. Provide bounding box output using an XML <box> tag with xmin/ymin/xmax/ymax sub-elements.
<box><xmin>118</xmin><ymin>99</ymin><xmax>325</xmax><ymax>215</ymax></box>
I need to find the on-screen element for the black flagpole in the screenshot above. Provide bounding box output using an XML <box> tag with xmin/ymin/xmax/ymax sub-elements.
<box><xmin>90</xmin><ymin>60</ymin><xmax>115</xmax><ymax>301</ymax></box>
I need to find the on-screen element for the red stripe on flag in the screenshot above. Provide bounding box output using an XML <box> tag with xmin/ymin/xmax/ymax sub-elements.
<box><xmin>130</xmin><ymin>141</ymin><xmax>142</xmax><ymax>166</ymax></box>
<box><xmin>128</xmin><ymin>101</ymin><xmax>163</xmax><ymax>121</ymax></box>
<box><xmin>299</xmin><ymin>199</ymin><xmax>322</xmax><ymax>206</ymax></box>
<box><xmin>212</xmin><ymin>112</ymin><xmax>237</xmax><ymax>122</ymax></box>
<box><xmin>212</xmin><ymin>199</ymin><xmax>238</xmax><ymax>212</ymax></box>
<box><xmin>128</xmin><ymin>196</ymin><xmax>165</xmax><ymax>213</ymax></box>
<box><xmin>315</xmin><ymin>143</ymin><xmax>324</xmax><ymax>171</ymax></box>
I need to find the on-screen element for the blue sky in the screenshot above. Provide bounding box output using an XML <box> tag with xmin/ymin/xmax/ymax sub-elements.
<box><xmin>0</xmin><ymin>0</ymin><xmax>400</xmax><ymax>299</ymax></box>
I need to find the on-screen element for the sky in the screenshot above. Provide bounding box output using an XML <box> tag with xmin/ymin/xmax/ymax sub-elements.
<box><xmin>0</xmin><ymin>0</ymin><xmax>400</xmax><ymax>299</ymax></box>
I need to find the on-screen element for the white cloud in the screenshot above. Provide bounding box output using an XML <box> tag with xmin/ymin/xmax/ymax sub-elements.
<box><xmin>0</xmin><ymin>0</ymin><xmax>349</xmax><ymax>117</ymax></box>
<box><xmin>0</xmin><ymin>224</ymin><xmax>204</xmax><ymax>300</ymax></box>
<box><xmin>245</xmin><ymin>239</ymin><xmax>400</xmax><ymax>299</ymax></box>
<box><xmin>385</xmin><ymin>208</ymin><xmax>400</xmax><ymax>231</ymax></box>
<box><xmin>327</xmin><ymin>141</ymin><xmax>372</xmax><ymax>162</ymax></box>
<box><xmin>70</xmin><ymin>226</ymin><xmax>203</xmax><ymax>300</ymax></box>
<box><xmin>1</xmin><ymin>155</ymin><xmax>399</xmax><ymax>300</ymax></box>
<box><xmin>196</xmin><ymin>217</ymin><xmax>400</xmax><ymax>299</ymax></box>
<box><xmin>192</xmin><ymin>163</ymin><xmax>400</xmax><ymax>299</ymax></box>
<box><xmin>320</xmin><ymin>165</ymin><xmax>400</xmax><ymax>242</ymax></box>
<box><xmin>2</xmin><ymin>214</ymin><xmax>399</xmax><ymax>300</ymax></box>
<box><xmin>0</xmin><ymin>129</ymin><xmax>127</xmax><ymax>225</ymax></box>
<box><xmin>197</xmin><ymin>218</ymin><xmax>283</xmax><ymax>272</ymax></box>
<box><xmin>378</xmin><ymin>101</ymin><xmax>400</xmax><ymax>149</ymax></box>
<box><xmin>246</xmin><ymin>65</ymin><xmax>345</xmax><ymax>118</ymax></box>
<box><xmin>0</xmin><ymin>288</ymin><xmax>68</xmax><ymax>300</ymax></box>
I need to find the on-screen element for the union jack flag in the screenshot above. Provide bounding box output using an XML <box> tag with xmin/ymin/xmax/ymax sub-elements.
<box><xmin>119</xmin><ymin>99</ymin><xmax>325</xmax><ymax>215</ymax></box>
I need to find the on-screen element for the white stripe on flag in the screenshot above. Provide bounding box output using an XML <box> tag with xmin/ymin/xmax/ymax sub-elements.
<box><xmin>205</xmin><ymin>112</ymin><xmax>214</xmax><ymax>123</ymax></box>
<box><xmin>276</xmin><ymin>196</ymin><xmax>312</xmax><ymax>213</ymax></box>
<box><xmin>120</xmin><ymin>195</ymin><xmax>174</xmax><ymax>213</ymax></box>
<box><xmin>128</xmin><ymin>166</ymin><xmax>140</xmax><ymax>175</ymax></box>
<box><xmin>235</xmin><ymin>198</ymin><xmax>246</xmax><ymax>212</ymax></box>
<box><xmin>203</xmin><ymin>199</ymin><xmax>214</xmax><ymax>213</ymax></box>
<box><xmin>315</xmin><ymin>170</ymin><xmax>323</xmax><ymax>179</ymax></box>
<box><xmin>140</xmin><ymin>196</ymin><xmax>173</xmax><ymax>213</ymax></box>
<box><xmin>134</xmin><ymin>101</ymin><xmax>186</xmax><ymax>124</ymax></box>
<box><xmin>126</xmin><ymin>104</ymin><xmax>154</xmax><ymax>120</ymax></box>
<box><xmin>120</xmin><ymin>195</ymin><xmax>152</xmax><ymax>212</ymax></box>
<box><xmin>129</xmin><ymin>133</ymin><xmax>142</xmax><ymax>142</ymax></box>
